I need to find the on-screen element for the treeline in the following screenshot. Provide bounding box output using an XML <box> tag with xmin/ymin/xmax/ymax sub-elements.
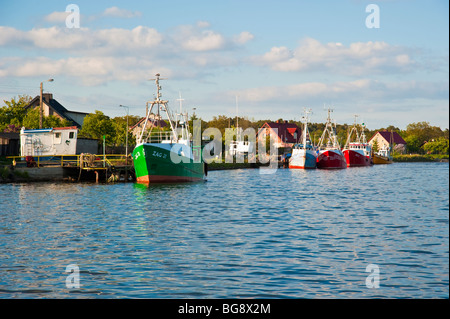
<box><xmin>198</xmin><ymin>115</ymin><xmax>449</xmax><ymax>155</ymax></box>
<box><xmin>1</xmin><ymin>95</ymin><xmax>448</xmax><ymax>155</ymax></box>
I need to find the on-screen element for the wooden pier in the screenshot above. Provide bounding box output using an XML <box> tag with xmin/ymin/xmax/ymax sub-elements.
<box><xmin>5</xmin><ymin>154</ymin><xmax>135</xmax><ymax>183</ymax></box>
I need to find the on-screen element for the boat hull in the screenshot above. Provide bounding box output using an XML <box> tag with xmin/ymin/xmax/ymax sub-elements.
<box><xmin>132</xmin><ymin>143</ymin><xmax>204</xmax><ymax>183</ymax></box>
<box><xmin>343</xmin><ymin>149</ymin><xmax>372</xmax><ymax>167</ymax></box>
<box><xmin>289</xmin><ymin>149</ymin><xmax>317</xmax><ymax>169</ymax></box>
<box><xmin>372</xmin><ymin>154</ymin><xmax>393</xmax><ymax>164</ymax></box>
<box><xmin>317</xmin><ymin>149</ymin><xmax>347</xmax><ymax>169</ymax></box>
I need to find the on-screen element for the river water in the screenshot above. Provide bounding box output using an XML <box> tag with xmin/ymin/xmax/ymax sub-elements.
<box><xmin>0</xmin><ymin>162</ymin><xmax>448</xmax><ymax>299</ymax></box>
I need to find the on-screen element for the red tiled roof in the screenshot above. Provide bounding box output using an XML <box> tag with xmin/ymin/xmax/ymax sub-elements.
<box><xmin>259</xmin><ymin>121</ymin><xmax>301</xmax><ymax>143</ymax></box>
<box><xmin>52</xmin><ymin>126</ymin><xmax>78</xmax><ymax>130</ymax></box>
<box><xmin>369</xmin><ymin>131</ymin><xmax>407</xmax><ymax>144</ymax></box>
<box><xmin>129</xmin><ymin>117</ymin><xmax>168</xmax><ymax>131</ymax></box>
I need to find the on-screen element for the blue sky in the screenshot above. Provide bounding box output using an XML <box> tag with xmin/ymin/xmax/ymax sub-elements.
<box><xmin>0</xmin><ymin>0</ymin><xmax>448</xmax><ymax>129</ymax></box>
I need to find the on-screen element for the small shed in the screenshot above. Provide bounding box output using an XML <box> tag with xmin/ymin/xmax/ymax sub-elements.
<box><xmin>0</xmin><ymin>132</ymin><xmax>20</xmax><ymax>156</ymax></box>
<box><xmin>20</xmin><ymin>126</ymin><xmax>78</xmax><ymax>157</ymax></box>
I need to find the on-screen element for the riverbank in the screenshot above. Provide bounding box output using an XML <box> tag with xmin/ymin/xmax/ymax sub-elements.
<box><xmin>393</xmin><ymin>154</ymin><xmax>449</xmax><ymax>162</ymax></box>
<box><xmin>207</xmin><ymin>161</ymin><xmax>266</xmax><ymax>171</ymax></box>
<box><xmin>0</xmin><ymin>165</ymin><xmax>30</xmax><ymax>182</ymax></box>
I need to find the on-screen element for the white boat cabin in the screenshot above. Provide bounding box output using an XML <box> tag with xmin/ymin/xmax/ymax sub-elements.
<box><xmin>229</xmin><ymin>140</ymin><xmax>254</xmax><ymax>156</ymax></box>
<box><xmin>20</xmin><ymin>126</ymin><xmax>78</xmax><ymax>157</ymax></box>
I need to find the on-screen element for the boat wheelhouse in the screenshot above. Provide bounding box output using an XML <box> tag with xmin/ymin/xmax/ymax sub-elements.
<box><xmin>289</xmin><ymin>108</ymin><xmax>317</xmax><ymax>169</ymax></box>
<box><xmin>342</xmin><ymin>116</ymin><xmax>373</xmax><ymax>167</ymax></box>
<box><xmin>316</xmin><ymin>108</ymin><xmax>347</xmax><ymax>169</ymax></box>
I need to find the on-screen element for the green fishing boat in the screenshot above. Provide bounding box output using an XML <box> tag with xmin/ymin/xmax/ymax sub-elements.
<box><xmin>132</xmin><ymin>74</ymin><xmax>205</xmax><ymax>183</ymax></box>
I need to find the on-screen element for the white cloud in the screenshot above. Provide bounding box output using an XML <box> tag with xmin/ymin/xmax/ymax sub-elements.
<box><xmin>0</xmin><ymin>22</ymin><xmax>250</xmax><ymax>57</ymax></box>
<box><xmin>0</xmin><ymin>22</ymin><xmax>256</xmax><ymax>85</ymax></box>
<box><xmin>44</xmin><ymin>11</ymin><xmax>70</xmax><ymax>23</ymax></box>
<box><xmin>102</xmin><ymin>6</ymin><xmax>142</xmax><ymax>18</ymax></box>
<box><xmin>173</xmin><ymin>25</ymin><xmax>226</xmax><ymax>52</ymax></box>
<box><xmin>196</xmin><ymin>21</ymin><xmax>211</xmax><ymax>28</ymax></box>
<box><xmin>170</xmin><ymin>23</ymin><xmax>250</xmax><ymax>52</ymax></box>
<box><xmin>231</xmin><ymin>79</ymin><xmax>448</xmax><ymax>104</ymax></box>
<box><xmin>234</xmin><ymin>31</ymin><xmax>254</xmax><ymax>45</ymax></box>
<box><xmin>0</xmin><ymin>56</ymin><xmax>172</xmax><ymax>86</ymax></box>
<box><xmin>183</xmin><ymin>30</ymin><xmax>225</xmax><ymax>51</ymax></box>
<box><xmin>252</xmin><ymin>38</ymin><xmax>418</xmax><ymax>75</ymax></box>
<box><xmin>0</xmin><ymin>26</ymin><xmax>162</xmax><ymax>52</ymax></box>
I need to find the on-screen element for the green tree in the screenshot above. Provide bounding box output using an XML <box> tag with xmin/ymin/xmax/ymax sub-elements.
<box><xmin>402</xmin><ymin>122</ymin><xmax>446</xmax><ymax>154</ymax></box>
<box><xmin>0</xmin><ymin>95</ymin><xmax>32</xmax><ymax>131</ymax></box>
<box><xmin>22</xmin><ymin>108</ymin><xmax>72</xmax><ymax>129</ymax></box>
<box><xmin>112</xmin><ymin>115</ymin><xmax>140</xmax><ymax>147</ymax></box>
<box><xmin>206</xmin><ymin>115</ymin><xmax>231</xmax><ymax>136</ymax></box>
<box><xmin>404</xmin><ymin>134</ymin><xmax>422</xmax><ymax>154</ymax></box>
<box><xmin>79</xmin><ymin>111</ymin><xmax>116</xmax><ymax>145</ymax></box>
<box><xmin>423</xmin><ymin>137</ymin><xmax>449</xmax><ymax>155</ymax></box>
<box><xmin>188</xmin><ymin>113</ymin><xmax>207</xmax><ymax>136</ymax></box>
<box><xmin>372</xmin><ymin>140</ymin><xmax>379</xmax><ymax>153</ymax></box>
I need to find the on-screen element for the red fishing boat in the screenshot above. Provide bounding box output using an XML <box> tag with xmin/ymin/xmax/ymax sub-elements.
<box><xmin>316</xmin><ymin>109</ymin><xmax>347</xmax><ymax>169</ymax></box>
<box><xmin>342</xmin><ymin>116</ymin><xmax>373</xmax><ymax>167</ymax></box>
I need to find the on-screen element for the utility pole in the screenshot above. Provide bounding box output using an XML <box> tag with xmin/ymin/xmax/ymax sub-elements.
<box><xmin>120</xmin><ymin>105</ymin><xmax>131</xmax><ymax>181</ymax></box>
<box><xmin>119</xmin><ymin>105</ymin><xmax>130</xmax><ymax>160</ymax></box>
<box><xmin>39</xmin><ymin>79</ymin><xmax>54</xmax><ymax>129</ymax></box>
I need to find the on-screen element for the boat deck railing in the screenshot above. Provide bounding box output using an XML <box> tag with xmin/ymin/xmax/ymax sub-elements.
<box><xmin>141</xmin><ymin>131</ymin><xmax>187</xmax><ymax>144</ymax></box>
<box><xmin>142</xmin><ymin>131</ymin><xmax>189</xmax><ymax>143</ymax></box>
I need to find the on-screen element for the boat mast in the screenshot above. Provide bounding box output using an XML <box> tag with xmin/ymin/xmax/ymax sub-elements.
<box><xmin>302</xmin><ymin>108</ymin><xmax>312</xmax><ymax>147</ymax></box>
<box><xmin>345</xmin><ymin>114</ymin><xmax>360</xmax><ymax>148</ymax></box>
<box><xmin>235</xmin><ymin>95</ymin><xmax>240</xmax><ymax>142</ymax></box>
<box><xmin>154</xmin><ymin>74</ymin><xmax>178</xmax><ymax>142</ymax></box>
<box><xmin>318</xmin><ymin>108</ymin><xmax>339</xmax><ymax>149</ymax></box>
<box><xmin>176</xmin><ymin>92</ymin><xmax>189</xmax><ymax>141</ymax></box>
<box><xmin>360</xmin><ymin>121</ymin><xmax>367</xmax><ymax>144</ymax></box>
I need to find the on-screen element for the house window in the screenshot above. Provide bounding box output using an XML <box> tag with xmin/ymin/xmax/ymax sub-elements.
<box><xmin>69</xmin><ymin>132</ymin><xmax>75</xmax><ymax>139</ymax></box>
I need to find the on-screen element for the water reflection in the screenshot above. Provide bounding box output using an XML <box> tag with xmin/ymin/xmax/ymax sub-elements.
<box><xmin>0</xmin><ymin>163</ymin><xmax>448</xmax><ymax>298</ymax></box>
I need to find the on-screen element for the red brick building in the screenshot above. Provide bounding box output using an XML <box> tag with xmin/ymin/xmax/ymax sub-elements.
<box><xmin>257</xmin><ymin>120</ymin><xmax>302</xmax><ymax>148</ymax></box>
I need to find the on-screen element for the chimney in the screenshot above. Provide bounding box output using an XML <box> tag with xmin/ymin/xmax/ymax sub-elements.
<box><xmin>42</xmin><ymin>93</ymin><xmax>53</xmax><ymax>102</ymax></box>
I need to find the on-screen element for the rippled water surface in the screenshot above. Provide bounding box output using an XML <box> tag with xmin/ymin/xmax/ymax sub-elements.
<box><xmin>0</xmin><ymin>163</ymin><xmax>448</xmax><ymax>298</ymax></box>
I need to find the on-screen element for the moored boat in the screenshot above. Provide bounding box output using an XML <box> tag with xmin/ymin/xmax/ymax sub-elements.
<box><xmin>289</xmin><ymin>108</ymin><xmax>317</xmax><ymax>169</ymax></box>
<box><xmin>316</xmin><ymin>109</ymin><xmax>347</xmax><ymax>169</ymax></box>
<box><xmin>131</xmin><ymin>74</ymin><xmax>205</xmax><ymax>183</ymax></box>
<box><xmin>342</xmin><ymin>116</ymin><xmax>373</xmax><ymax>167</ymax></box>
<box><xmin>372</xmin><ymin>146</ymin><xmax>393</xmax><ymax>164</ymax></box>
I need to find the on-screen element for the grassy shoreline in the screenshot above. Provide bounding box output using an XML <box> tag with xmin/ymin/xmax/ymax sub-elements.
<box><xmin>393</xmin><ymin>154</ymin><xmax>449</xmax><ymax>162</ymax></box>
<box><xmin>207</xmin><ymin>161</ymin><xmax>265</xmax><ymax>170</ymax></box>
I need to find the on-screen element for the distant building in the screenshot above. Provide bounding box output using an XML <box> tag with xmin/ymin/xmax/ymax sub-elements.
<box><xmin>257</xmin><ymin>120</ymin><xmax>302</xmax><ymax>148</ymax></box>
<box><xmin>0</xmin><ymin>132</ymin><xmax>20</xmax><ymax>156</ymax></box>
<box><xmin>368</xmin><ymin>131</ymin><xmax>407</xmax><ymax>154</ymax></box>
<box><xmin>25</xmin><ymin>93</ymin><xmax>89</xmax><ymax>128</ymax></box>
<box><xmin>129</xmin><ymin>114</ymin><xmax>168</xmax><ymax>143</ymax></box>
